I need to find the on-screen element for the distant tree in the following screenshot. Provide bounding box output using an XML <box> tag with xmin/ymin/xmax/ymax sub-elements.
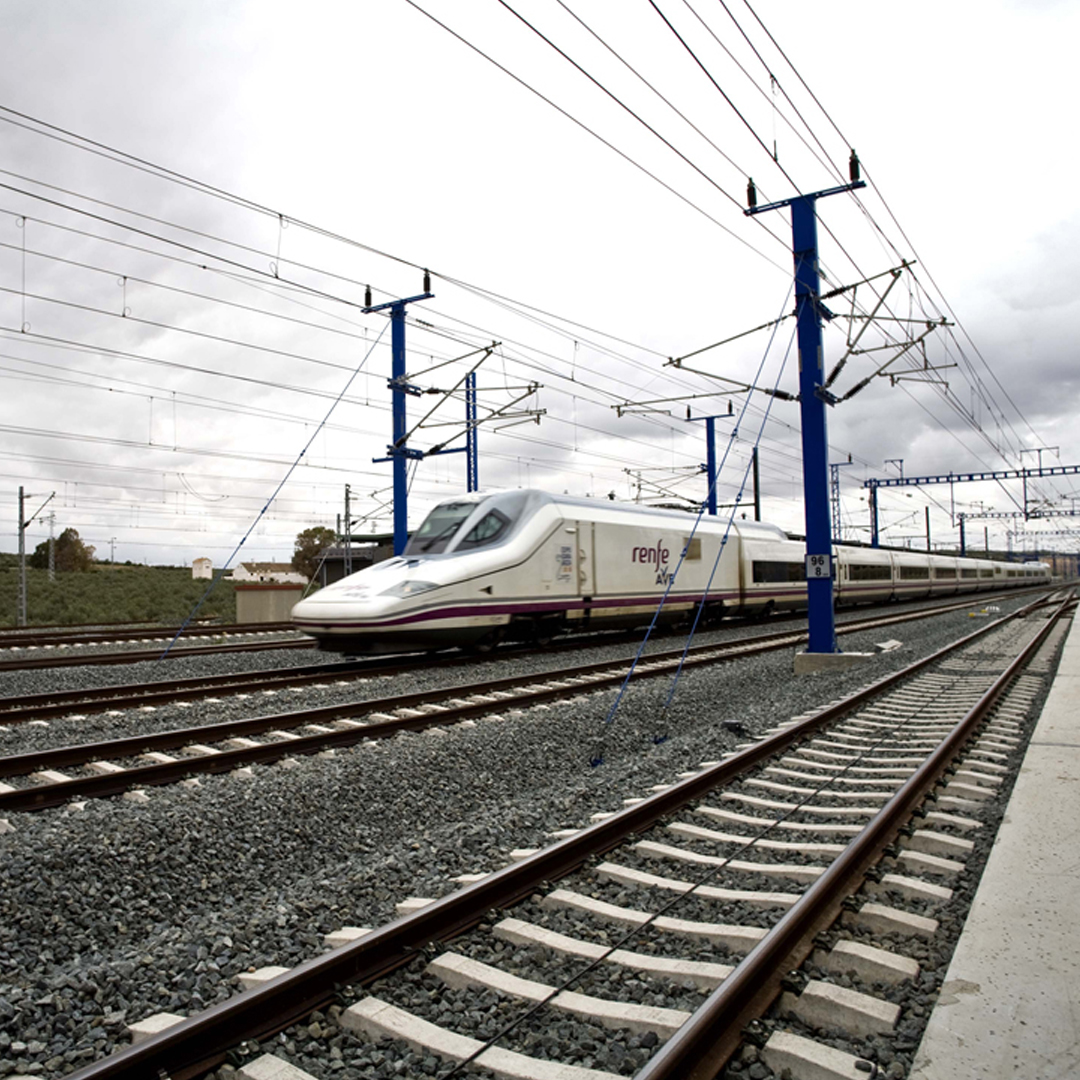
<box><xmin>292</xmin><ymin>526</ymin><xmax>337</xmax><ymax>580</ymax></box>
<box><xmin>28</xmin><ymin>528</ymin><xmax>96</xmax><ymax>572</ymax></box>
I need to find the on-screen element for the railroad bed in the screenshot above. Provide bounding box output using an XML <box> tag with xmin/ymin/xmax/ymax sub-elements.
<box><xmin>0</xmin><ymin>594</ymin><xmax>1053</xmax><ymax>810</ymax></box>
<box><xmin>0</xmin><ymin>591</ymin><xmax>1069</xmax><ymax>1080</ymax></box>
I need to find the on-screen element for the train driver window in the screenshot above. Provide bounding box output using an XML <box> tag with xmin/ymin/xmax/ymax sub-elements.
<box><xmin>457</xmin><ymin>508</ymin><xmax>510</xmax><ymax>550</ymax></box>
<box><xmin>405</xmin><ymin>501</ymin><xmax>478</xmax><ymax>554</ymax></box>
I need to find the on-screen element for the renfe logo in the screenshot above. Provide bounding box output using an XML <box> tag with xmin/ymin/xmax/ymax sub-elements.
<box><xmin>633</xmin><ymin>540</ymin><xmax>676</xmax><ymax>585</ymax></box>
<box><xmin>632</xmin><ymin>541</ymin><xmax>669</xmax><ymax>569</ymax></box>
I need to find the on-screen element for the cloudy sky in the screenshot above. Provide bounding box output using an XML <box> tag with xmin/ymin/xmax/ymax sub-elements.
<box><xmin>0</xmin><ymin>0</ymin><xmax>1076</xmax><ymax>571</ymax></box>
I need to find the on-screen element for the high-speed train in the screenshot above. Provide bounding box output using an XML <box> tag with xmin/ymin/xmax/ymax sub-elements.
<box><xmin>290</xmin><ymin>489</ymin><xmax>1051</xmax><ymax>654</ymax></box>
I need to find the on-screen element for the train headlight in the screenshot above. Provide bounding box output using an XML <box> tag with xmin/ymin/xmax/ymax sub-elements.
<box><xmin>380</xmin><ymin>580</ymin><xmax>441</xmax><ymax>598</ymax></box>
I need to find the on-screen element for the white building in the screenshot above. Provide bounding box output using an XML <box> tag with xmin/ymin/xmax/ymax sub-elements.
<box><xmin>192</xmin><ymin>557</ymin><xmax>213</xmax><ymax>580</ymax></box>
<box><xmin>229</xmin><ymin>561</ymin><xmax>308</xmax><ymax>585</ymax></box>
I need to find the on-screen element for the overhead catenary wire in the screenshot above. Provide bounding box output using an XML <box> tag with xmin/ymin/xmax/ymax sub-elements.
<box><xmin>156</xmin><ymin>320</ymin><xmax>390</xmax><ymax>658</ymax></box>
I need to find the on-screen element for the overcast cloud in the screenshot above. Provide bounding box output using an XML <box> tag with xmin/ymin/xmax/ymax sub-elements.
<box><xmin>0</xmin><ymin>0</ymin><xmax>1077</xmax><ymax>569</ymax></box>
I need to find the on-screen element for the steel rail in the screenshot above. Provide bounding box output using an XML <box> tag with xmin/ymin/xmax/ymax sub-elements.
<box><xmin>0</xmin><ymin>629</ymin><xmax>810</xmax><ymax>807</ymax></box>
<box><xmin>4</xmin><ymin>589</ymin><xmax>1041</xmax><ymax>803</ymax></box>
<box><xmin>634</xmin><ymin>591</ymin><xmax>1074</xmax><ymax>1080</ymax></box>
<box><xmin>0</xmin><ymin>587</ymin><xmax>1044</xmax><ymax>726</ymax></box>
<box><xmin>59</xmin><ymin>593</ymin><xmax>1057</xmax><ymax>1080</ymax></box>
<box><xmin>0</xmin><ymin>634</ymin><xmax>314</xmax><ymax>672</ymax></box>
<box><xmin>0</xmin><ymin>583</ymin><xmax>1051</xmax><ymax>674</ymax></box>
<box><xmin>0</xmin><ymin>619</ymin><xmax>296</xmax><ymax>649</ymax></box>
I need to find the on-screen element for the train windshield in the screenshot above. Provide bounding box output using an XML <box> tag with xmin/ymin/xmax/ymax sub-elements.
<box><xmin>405</xmin><ymin>501</ymin><xmax>478</xmax><ymax>555</ymax></box>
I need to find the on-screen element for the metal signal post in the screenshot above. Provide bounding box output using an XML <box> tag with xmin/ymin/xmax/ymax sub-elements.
<box><xmin>746</xmin><ymin>175</ymin><xmax>866</xmax><ymax>654</ymax></box>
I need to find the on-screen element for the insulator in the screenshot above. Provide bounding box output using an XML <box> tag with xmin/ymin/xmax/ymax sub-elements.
<box><xmin>423</xmin><ymin>268</ymin><xmax>431</xmax><ymax>293</ymax></box>
<box><xmin>849</xmin><ymin>150</ymin><xmax>860</xmax><ymax>183</ymax></box>
<box><xmin>747</xmin><ymin>177</ymin><xmax>757</xmax><ymax>209</ymax></box>
<box><xmin>364</xmin><ymin>285</ymin><xmax>372</xmax><ymax>307</ymax></box>
<box><xmin>728</xmin><ymin>399</ymin><xmax>734</xmax><ymax>415</ymax></box>
<box><xmin>686</xmin><ymin>405</ymin><xmax>691</xmax><ymax>419</ymax></box>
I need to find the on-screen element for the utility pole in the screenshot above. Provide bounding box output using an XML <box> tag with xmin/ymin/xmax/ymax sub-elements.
<box><xmin>16</xmin><ymin>487</ymin><xmax>55</xmax><ymax>626</ymax></box>
<box><xmin>47</xmin><ymin>511</ymin><xmax>55</xmax><ymax>582</ymax></box>
<box><xmin>746</xmin><ymin>163</ymin><xmax>866</xmax><ymax>656</ymax></box>
<box><xmin>752</xmin><ymin>447</ymin><xmax>761</xmax><ymax>521</ymax></box>
<box><xmin>1020</xmin><ymin>445</ymin><xmax>1058</xmax><ymax>519</ymax></box>
<box><xmin>17</xmin><ymin>487</ymin><xmax>26</xmax><ymax>627</ymax></box>
<box><xmin>686</xmin><ymin>406</ymin><xmax>734</xmax><ymax>515</ymax></box>
<box><xmin>465</xmin><ymin>371</ymin><xmax>479</xmax><ymax>492</ymax></box>
<box><xmin>364</xmin><ymin>274</ymin><xmax>435</xmax><ymax>557</ymax></box>
<box><xmin>344</xmin><ymin>484</ymin><xmax>352</xmax><ymax>577</ymax></box>
<box><xmin>110</xmin><ymin>537</ymin><xmax>116</xmax><ymax>564</ymax></box>
<box><xmin>925</xmin><ymin>506</ymin><xmax>931</xmax><ymax>552</ymax></box>
<box><xmin>829</xmin><ymin>456</ymin><xmax>855</xmax><ymax>545</ymax></box>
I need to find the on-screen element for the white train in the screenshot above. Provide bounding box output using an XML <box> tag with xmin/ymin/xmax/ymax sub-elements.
<box><xmin>290</xmin><ymin>489</ymin><xmax>1051</xmax><ymax>654</ymax></box>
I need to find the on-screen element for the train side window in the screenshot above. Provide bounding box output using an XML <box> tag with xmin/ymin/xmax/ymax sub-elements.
<box><xmin>457</xmin><ymin>509</ymin><xmax>510</xmax><ymax>550</ymax></box>
<box><xmin>752</xmin><ymin>560</ymin><xmax>807</xmax><ymax>583</ymax></box>
<box><xmin>850</xmin><ymin>563</ymin><xmax>891</xmax><ymax>581</ymax></box>
<box><xmin>682</xmin><ymin>537</ymin><xmax>701</xmax><ymax>561</ymax></box>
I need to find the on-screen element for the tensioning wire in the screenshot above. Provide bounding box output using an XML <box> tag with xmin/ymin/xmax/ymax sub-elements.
<box><xmin>589</xmin><ymin>275</ymin><xmax>797</xmax><ymax>767</ymax></box>
<box><xmin>652</xmin><ymin>323</ymin><xmax>796</xmax><ymax>742</ymax></box>
<box><xmin>156</xmin><ymin>320</ymin><xmax>390</xmax><ymax>659</ymax></box>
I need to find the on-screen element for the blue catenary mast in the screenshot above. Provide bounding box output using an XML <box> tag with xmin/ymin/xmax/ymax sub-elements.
<box><xmin>746</xmin><ymin>169</ymin><xmax>865</xmax><ymax>654</ymax></box>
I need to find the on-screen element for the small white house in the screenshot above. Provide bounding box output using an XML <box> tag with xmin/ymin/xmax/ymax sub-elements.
<box><xmin>192</xmin><ymin>557</ymin><xmax>213</xmax><ymax>580</ymax></box>
<box><xmin>230</xmin><ymin>561</ymin><xmax>308</xmax><ymax>585</ymax></box>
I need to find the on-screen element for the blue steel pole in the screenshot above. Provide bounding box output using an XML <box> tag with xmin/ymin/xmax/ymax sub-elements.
<box><xmin>390</xmin><ymin>301</ymin><xmax>408</xmax><ymax>556</ymax></box>
<box><xmin>791</xmin><ymin>195</ymin><xmax>837</xmax><ymax>653</ymax></box>
<box><xmin>706</xmin><ymin>417</ymin><xmax>717</xmax><ymax>515</ymax></box>
<box><xmin>870</xmin><ymin>484</ymin><xmax>879</xmax><ymax>547</ymax></box>
<box><xmin>465</xmin><ymin>371</ymin><xmax>478</xmax><ymax>492</ymax></box>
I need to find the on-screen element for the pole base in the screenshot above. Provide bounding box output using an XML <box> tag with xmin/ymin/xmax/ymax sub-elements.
<box><xmin>794</xmin><ymin>650</ymin><xmax>874</xmax><ymax>675</ymax></box>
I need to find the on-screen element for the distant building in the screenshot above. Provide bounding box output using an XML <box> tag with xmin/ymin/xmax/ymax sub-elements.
<box><xmin>230</xmin><ymin>561</ymin><xmax>308</xmax><ymax>585</ymax></box>
<box><xmin>192</xmin><ymin>557</ymin><xmax>213</xmax><ymax>580</ymax></box>
<box><xmin>316</xmin><ymin>535</ymin><xmax>395</xmax><ymax>587</ymax></box>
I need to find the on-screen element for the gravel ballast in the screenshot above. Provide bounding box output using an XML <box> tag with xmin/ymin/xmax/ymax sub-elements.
<box><xmin>0</xmin><ymin>594</ymin><xmax>1060</xmax><ymax>1079</ymax></box>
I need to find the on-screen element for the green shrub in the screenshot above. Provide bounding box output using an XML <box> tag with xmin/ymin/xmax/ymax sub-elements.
<box><xmin>0</xmin><ymin>565</ymin><xmax>240</xmax><ymax>626</ymax></box>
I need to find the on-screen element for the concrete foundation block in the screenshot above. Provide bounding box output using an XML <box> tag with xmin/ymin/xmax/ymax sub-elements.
<box><xmin>794</xmin><ymin>651</ymin><xmax>874</xmax><ymax>674</ymax></box>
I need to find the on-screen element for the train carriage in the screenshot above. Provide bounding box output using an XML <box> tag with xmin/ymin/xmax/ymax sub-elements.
<box><xmin>291</xmin><ymin>489</ymin><xmax>1051</xmax><ymax>654</ymax></box>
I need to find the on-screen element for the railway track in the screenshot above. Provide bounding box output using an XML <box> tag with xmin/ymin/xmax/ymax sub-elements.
<box><xmin>0</xmin><ymin>630</ymin><xmax>313</xmax><ymax>672</ymax></box>
<box><xmin>0</xmin><ymin>584</ymin><xmax>1056</xmax><ymax>674</ymax></box>
<box><xmin>47</xmin><ymin>589</ymin><xmax>1071</xmax><ymax>1080</ymax></box>
<box><xmin>0</xmin><ymin>588</ymin><xmax>1052</xmax><ymax>724</ymax></box>
<box><xmin>0</xmin><ymin>618</ymin><xmax>295</xmax><ymax>650</ymax></box>
<box><xmin>0</xmin><ymin>592</ymin><xmax>1058</xmax><ymax>812</ymax></box>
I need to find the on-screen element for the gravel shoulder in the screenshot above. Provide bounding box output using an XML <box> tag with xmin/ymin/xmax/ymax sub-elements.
<box><xmin>0</xmin><ymin>595</ymin><xmax>1044</xmax><ymax>1079</ymax></box>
